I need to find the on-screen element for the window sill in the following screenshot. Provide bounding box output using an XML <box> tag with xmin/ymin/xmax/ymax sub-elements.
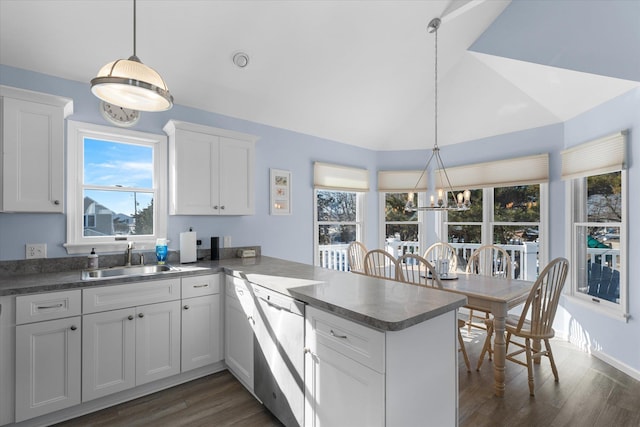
<box><xmin>64</xmin><ymin>239</ymin><xmax>161</xmax><ymax>255</ymax></box>
<box><xmin>564</xmin><ymin>294</ymin><xmax>630</xmax><ymax>323</ymax></box>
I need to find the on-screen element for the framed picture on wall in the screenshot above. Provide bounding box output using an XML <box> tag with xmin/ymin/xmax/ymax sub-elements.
<box><xmin>270</xmin><ymin>169</ymin><xmax>291</xmax><ymax>215</ymax></box>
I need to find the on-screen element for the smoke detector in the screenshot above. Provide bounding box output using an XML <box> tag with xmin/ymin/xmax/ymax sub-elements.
<box><xmin>232</xmin><ymin>52</ymin><xmax>250</xmax><ymax>68</ymax></box>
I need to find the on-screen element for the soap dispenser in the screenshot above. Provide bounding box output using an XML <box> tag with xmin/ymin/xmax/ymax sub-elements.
<box><xmin>88</xmin><ymin>248</ymin><xmax>99</xmax><ymax>270</ymax></box>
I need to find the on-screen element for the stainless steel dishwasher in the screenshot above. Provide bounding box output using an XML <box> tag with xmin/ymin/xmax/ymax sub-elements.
<box><xmin>252</xmin><ymin>284</ymin><xmax>305</xmax><ymax>427</ymax></box>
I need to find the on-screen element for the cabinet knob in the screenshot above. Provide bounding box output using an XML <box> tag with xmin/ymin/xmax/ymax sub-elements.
<box><xmin>70</xmin><ymin>325</ymin><xmax>77</xmax><ymax>331</ymax></box>
<box><xmin>220</xmin><ymin>205</ymin><xmax>225</xmax><ymax>210</ymax></box>
<box><xmin>183</xmin><ymin>305</ymin><xmax>190</xmax><ymax>310</ymax></box>
<box><xmin>213</xmin><ymin>205</ymin><xmax>219</xmax><ymax>210</ymax></box>
<box><xmin>128</xmin><ymin>315</ymin><xmax>134</xmax><ymax>320</ymax></box>
<box><xmin>138</xmin><ymin>313</ymin><xmax>144</xmax><ymax>318</ymax></box>
<box><xmin>53</xmin><ymin>200</ymin><xmax>60</xmax><ymax>205</ymax></box>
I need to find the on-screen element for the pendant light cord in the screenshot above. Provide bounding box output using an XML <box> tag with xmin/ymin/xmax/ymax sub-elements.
<box><xmin>133</xmin><ymin>0</ymin><xmax>137</xmax><ymax>58</ymax></box>
<box><xmin>434</xmin><ymin>22</ymin><xmax>438</xmax><ymax>150</ymax></box>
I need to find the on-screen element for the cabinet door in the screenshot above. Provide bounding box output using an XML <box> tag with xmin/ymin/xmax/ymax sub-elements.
<box><xmin>169</xmin><ymin>128</ymin><xmax>218</xmax><ymax>214</ymax></box>
<box><xmin>2</xmin><ymin>97</ymin><xmax>64</xmax><ymax>212</ymax></box>
<box><xmin>218</xmin><ymin>137</ymin><xmax>254</xmax><ymax>215</ymax></box>
<box><xmin>82</xmin><ymin>308</ymin><xmax>136</xmax><ymax>401</ymax></box>
<box><xmin>305</xmin><ymin>341</ymin><xmax>384</xmax><ymax>427</ymax></box>
<box><xmin>224</xmin><ymin>276</ymin><xmax>255</xmax><ymax>390</ymax></box>
<box><xmin>181</xmin><ymin>294</ymin><xmax>222</xmax><ymax>372</ymax></box>
<box><xmin>15</xmin><ymin>316</ymin><xmax>81</xmax><ymax>422</ymax></box>
<box><xmin>135</xmin><ymin>300</ymin><xmax>181</xmax><ymax>385</ymax></box>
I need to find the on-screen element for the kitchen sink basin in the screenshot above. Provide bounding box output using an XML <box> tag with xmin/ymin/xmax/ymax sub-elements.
<box><xmin>81</xmin><ymin>265</ymin><xmax>173</xmax><ymax>280</ymax></box>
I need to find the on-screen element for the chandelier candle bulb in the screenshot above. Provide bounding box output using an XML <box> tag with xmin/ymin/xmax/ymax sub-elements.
<box><xmin>457</xmin><ymin>192</ymin><xmax>464</xmax><ymax>206</ymax></box>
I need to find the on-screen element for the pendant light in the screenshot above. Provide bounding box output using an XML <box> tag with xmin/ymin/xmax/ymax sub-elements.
<box><xmin>91</xmin><ymin>0</ymin><xmax>173</xmax><ymax>112</ymax></box>
<box><xmin>406</xmin><ymin>17</ymin><xmax>470</xmax><ymax>212</ymax></box>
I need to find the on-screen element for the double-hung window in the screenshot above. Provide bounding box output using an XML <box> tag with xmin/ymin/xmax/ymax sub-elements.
<box><xmin>65</xmin><ymin>121</ymin><xmax>167</xmax><ymax>254</ymax></box>
<box><xmin>441</xmin><ymin>154</ymin><xmax>549</xmax><ymax>279</ymax></box>
<box><xmin>563</xmin><ymin>131</ymin><xmax>627</xmax><ymax>319</ymax></box>
<box><xmin>313</xmin><ymin>162</ymin><xmax>368</xmax><ymax>271</ymax></box>
<box><xmin>377</xmin><ymin>170</ymin><xmax>426</xmax><ymax>257</ymax></box>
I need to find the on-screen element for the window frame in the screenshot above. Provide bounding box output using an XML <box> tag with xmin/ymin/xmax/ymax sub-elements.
<box><xmin>442</xmin><ymin>183</ymin><xmax>548</xmax><ymax>280</ymax></box>
<box><xmin>566</xmin><ymin>171</ymin><xmax>628</xmax><ymax>320</ymax></box>
<box><xmin>379</xmin><ymin>191</ymin><xmax>425</xmax><ymax>256</ymax></box>
<box><xmin>65</xmin><ymin>120</ymin><xmax>167</xmax><ymax>255</ymax></box>
<box><xmin>313</xmin><ymin>189</ymin><xmax>365</xmax><ymax>268</ymax></box>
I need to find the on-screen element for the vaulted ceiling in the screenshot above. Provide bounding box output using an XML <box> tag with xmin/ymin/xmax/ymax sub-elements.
<box><xmin>1</xmin><ymin>0</ymin><xmax>638</xmax><ymax>151</ymax></box>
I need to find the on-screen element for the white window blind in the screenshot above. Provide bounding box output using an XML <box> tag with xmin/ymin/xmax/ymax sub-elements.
<box><xmin>313</xmin><ymin>162</ymin><xmax>369</xmax><ymax>191</ymax></box>
<box><xmin>377</xmin><ymin>170</ymin><xmax>427</xmax><ymax>192</ymax></box>
<box><xmin>437</xmin><ymin>153</ymin><xmax>549</xmax><ymax>190</ymax></box>
<box><xmin>561</xmin><ymin>131</ymin><xmax>627</xmax><ymax>180</ymax></box>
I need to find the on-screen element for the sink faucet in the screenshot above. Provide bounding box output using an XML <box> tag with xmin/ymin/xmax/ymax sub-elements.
<box><xmin>125</xmin><ymin>242</ymin><xmax>134</xmax><ymax>266</ymax></box>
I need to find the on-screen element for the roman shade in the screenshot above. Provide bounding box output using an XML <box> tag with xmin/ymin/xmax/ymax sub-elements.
<box><xmin>561</xmin><ymin>131</ymin><xmax>627</xmax><ymax>180</ymax></box>
<box><xmin>313</xmin><ymin>162</ymin><xmax>369</xmax><ymax>191</ymax></box>
<box><xmin>377</xmin><ymin>170</ymin><xmax>427</xmax><ymax>192</ymax></box>
<box><xmin>436</xmin><ymin>153</ymin><xmax>549</xmax><ymax>190</ymax></box>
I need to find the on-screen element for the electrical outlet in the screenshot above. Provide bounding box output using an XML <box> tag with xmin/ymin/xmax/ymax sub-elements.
<box><xmin>26</xmin><ymin>243</ymin><xmax>47</xmax><ymax>259</ymax></box>
<box><xmin>223</xmin><ymin>236</ymin><xmax>231</xmax><ymax>248</ymax></box>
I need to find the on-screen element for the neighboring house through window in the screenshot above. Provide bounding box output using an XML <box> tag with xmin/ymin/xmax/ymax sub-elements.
<box><xmin>65</xmin><ymin>121</ymin><xmax>167</xmax><ymax>254</ymax></box>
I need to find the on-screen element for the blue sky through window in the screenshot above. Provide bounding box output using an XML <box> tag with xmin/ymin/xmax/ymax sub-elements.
<box><xmin>84</xmin><ymin>138</ymin><xmax>153</xmax><ymax>216</ymax></box>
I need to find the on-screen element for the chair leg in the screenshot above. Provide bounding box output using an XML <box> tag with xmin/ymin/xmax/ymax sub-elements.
<box><xmin>476</xmin><ymin>319</ymin><xmax>493</xmax><ymax>371</ymax></box>
<box><xmin>524</xmin><ymin>338</ymin><xmax>535</xmax><ymax>396</ymax></box>
<box><xmin>545</xmin><ymin>339</ymin><xmax>559</xmax><ymax>382</ymax></box>
<box><xmin>467</xmin><ymin>309</ymin><xmax>474</xmax><ymax>334</ymax></box>
<box><xmin>458</xmin><ymin>329</ymin><xmax>471</xmax><ymax>372</ymax></box>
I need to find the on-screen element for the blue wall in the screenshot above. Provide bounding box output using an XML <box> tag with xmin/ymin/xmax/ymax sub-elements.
<box><xmin>1</xmin><ymin>65</ymin><xmax>640</xmax><ymax>377</ymax></box>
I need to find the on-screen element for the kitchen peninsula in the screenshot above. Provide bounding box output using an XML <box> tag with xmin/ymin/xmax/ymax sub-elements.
<box><xmin>0</xmin><ymin>255</ymin><xmax>466</xmax><ymax>427</ymax></box>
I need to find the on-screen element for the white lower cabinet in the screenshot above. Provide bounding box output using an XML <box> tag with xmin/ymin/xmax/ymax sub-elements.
<box><xmin>305</xmin><ymin>306</ymin><xmax>458</xmax><ymax>427</ymax></box>
<box><xmin>182</xmin><ymin>274</ymin><xmax>223</xmax><ymax>372</ymax></box>
<box><xmin>304</xmin><ymin>306</ymin><xmax>385</xmax><ymax>427</ymax></box>
<box><xmin>82</xmin><ymin>300</ymin><xmax>181</xmax><ymax>401</ymax></box>
<box><xmin>15</xmin><ymin>316</ymin><xmax>82</xmax><ymax>422</ymax></box>
<box><xmin>224</xmin><ymin>275</ymin><xmax>255</xmax><ymax>391</ymax></box>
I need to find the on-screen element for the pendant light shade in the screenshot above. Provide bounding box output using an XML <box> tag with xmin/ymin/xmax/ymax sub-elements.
<box><xmin>90</xmin><ymin>0</ymin><xmax>173</xmax><ymax>112</ymax></box>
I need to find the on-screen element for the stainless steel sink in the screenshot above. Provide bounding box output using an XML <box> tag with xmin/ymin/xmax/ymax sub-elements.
<box><xmin>82</xmin><ymin>265</ymin><xmax>172</xmax><ymax>280</ymax></box>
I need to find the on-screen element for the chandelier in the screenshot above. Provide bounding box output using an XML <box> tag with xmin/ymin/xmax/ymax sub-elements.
<box><xmin>406</xmin><ymin>18</ymin><xmax>470</xmax><ymax>212</ymax></box>
<box><xmin>90</xmin><ymin>0</ymin><xmax>173</xmax><ymax>112</ymax></box>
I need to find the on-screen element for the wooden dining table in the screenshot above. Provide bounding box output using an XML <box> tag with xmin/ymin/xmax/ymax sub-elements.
<box><xmin>436</xmin><ymin>272</ymin><xmax>534</xmax><ymax>397</ymax></box>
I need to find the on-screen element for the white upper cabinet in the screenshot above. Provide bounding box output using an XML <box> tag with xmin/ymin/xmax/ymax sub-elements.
<box><xmin>164</xmin><ymin>120</ymin><xmax>258</xmax><ymax>215</ymax></box>
<box><xmin>0</xmin><ymin>86</ymin><xmax>73</xmax><ymax>213</ymax></box>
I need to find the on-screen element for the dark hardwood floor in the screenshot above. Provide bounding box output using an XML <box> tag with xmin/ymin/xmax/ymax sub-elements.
<box><xmin>54</xmin><ymin>329</ymin><xmax>640</xmax><ymax>427</ymax></box>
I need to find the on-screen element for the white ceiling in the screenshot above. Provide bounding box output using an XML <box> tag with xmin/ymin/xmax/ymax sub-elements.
<box><xmin>1</xmin><ymin>0</ymin><xmax>638</xmax><ymax>151</ymax></box>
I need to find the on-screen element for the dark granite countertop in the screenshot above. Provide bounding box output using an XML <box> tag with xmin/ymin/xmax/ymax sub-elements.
<box><xmin>0</xmin><ymin>256</ymin><xmax>466</xmax><ymax>331</ymax></box>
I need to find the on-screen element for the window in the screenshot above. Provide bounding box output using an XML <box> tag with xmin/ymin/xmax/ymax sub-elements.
<box><xmin>313</xmin><ymin>162</ymin><xmax>369</xmax><ymax>271</ymax></box>
<box><xmin>441</xmin><ymin>154</ymin><xmax>549</xmax><ymax>278</ymax></box>
<box><xmin>315</xmin><ymin>190</ymin><xmax>364</xmax><ymax>270</ymax></box>
<box><xmin>382</xmin><ymin>192</ymin><xmax>420</xmax><ymax>258</ymax></box>
<box><xmin>65</xmin><ymin>121</ymin><xmax>167</xmax><ymax>254</ymax></box>
<box><xmin>563</xmin><ymin>131</ymin><xmax>627</xmax><ymax>318</ymax></box>
<box><xmin>377</xmin><ymin>170</ymin><xmax>427</xmax><ymax>257</ymax></box>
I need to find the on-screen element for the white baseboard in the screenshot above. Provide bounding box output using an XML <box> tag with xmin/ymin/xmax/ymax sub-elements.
<box><xmin>591</xmin><ymin>349</ymin><xmax>640</xmax><ymax>382</ymax></box>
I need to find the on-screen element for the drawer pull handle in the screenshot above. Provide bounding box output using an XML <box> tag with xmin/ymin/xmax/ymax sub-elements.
<box><xmin>128</xmin><ymin>315</ymin><xmax>134</xmax><ymax>320</ymax></box>
<box><xmin>330</xmin><ymin>330</ymin><xmax>348</xmax><ymax>339</ymax></box>
<box><xmin>70</xmin><ymin>325</ymin><xmax>77</xmax><ymax>331</ymax></box>
<box><xmin>183</xmin><ymin>305</ymin><xmax>190</xmax><ymax>310</ymax></box>
<box><xmin>193</xmin><ymin>284</ymin><xmax>209</xmax><ymax>288</ymax></box>
<box><xmin>138</xmin><ymin>313</ymin><xmax>144</xmax><ymax>318</ymax></box>
<box><xmin>37</xmin><ymin>303</ymin><xmax>64</xmax><ymax>309</ymax></box>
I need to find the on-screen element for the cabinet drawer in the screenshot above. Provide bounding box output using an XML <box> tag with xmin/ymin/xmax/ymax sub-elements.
<box><xmin>182</xmin><ymin>274</ymin><xmax>220</xmax><ymax>298</ymax></box>
<box><xmin>16</xmin><ymin>290</ymin><xmax>81</xmax><ymax>324</ymax></box>
<box><xmin>226</xmin><ymin>275</ymin><xmax>250</xmax><ymax>302</ymax></box>
<box><xmin>83</xmin><ymin>279</ymin><xmax>180</xmax><ymax>314</ymax></box>
<box><xmin>306</xmin><ymin>306</ymin><xmax>385</xmax><ymax>373</ymax></box>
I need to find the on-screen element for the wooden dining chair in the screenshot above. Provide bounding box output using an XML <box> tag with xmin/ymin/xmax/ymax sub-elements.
<box><xmin>465</xmin><ymin>245</ymin><xmax>513</xmax><ymax>334</ymax></box>
<box><xmin>477</xmin><ymin>257</ymin><xmax>569</xmax><ymax>395</ymax></box>
<box><xmin>397</xmin><ymin>253</ymin><xmax>471</xmax><ymax>372</ymax></box>
<box><xmin>347</xmin><ymin>241</ymin><xmax>367</xmax><ymax>274</ymax></box>
<box><xmin>364</xmin><ymin>249</ymin><xmax>403</xmax><ymax>281</ymax></box>
<box><xmin>423</xmin><ymin>242</ymin><xmax>458</xmax><ymax>274</ymax></box>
